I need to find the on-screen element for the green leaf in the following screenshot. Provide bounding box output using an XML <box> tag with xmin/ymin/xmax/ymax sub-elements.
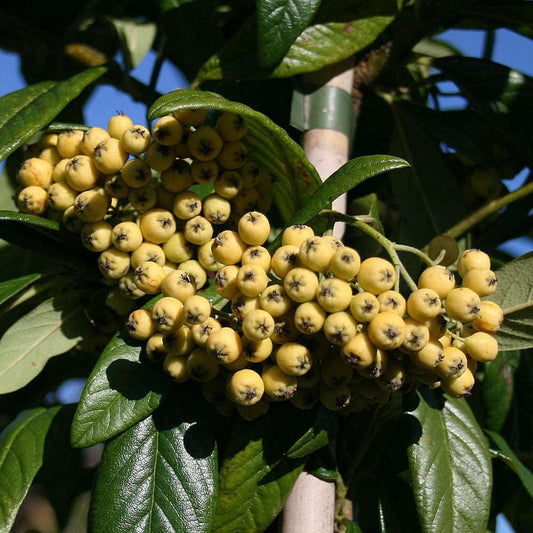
<box><xmin>196</xmin><ymin>10</ymin><xmax>394</xmax><ymax>81</ymax></box>
<box><xmin>486</xmin><ymin>430</ymin><xmax>533</xmax><ymax>500</ymax></box>
<box><xmin>256</xmin><ymin>0</ymin><xmax>322</xmax><ymax>68</ymax></box>
<box><xmin>108</xmin><ymin>18</ymin><xmax>157</xmax><ymax>70</ymax></box>
<box><xmin>481</xmin><ymin>351</ymin><xmax>520</xmax><ymax>432</ymax></box>
<box><xmin>268</xmin><ymin>155</ymin><xmax>408</xmax><ymax>251</ymax></box>
<box><xmin>407</xmin><ymin>390</ymin><xmax>492</xmax><ymax>533</ymax></box>
<box><xmin>0</xmin><ymin>67</ymin><xmax>107</xmax><ymax>162</ymax></box>
<box><xmin>388</xmin><ymin>101</ymin><xmax>467</xmax><ymax>248</ymax></box>
<box><xmin>90</xmin><ymin>398</ymin><xmax>217</xmax><ymax>533</ymax></box>
<box><xmin>0</xmin><ymin>210</ymin><xmax>61</xmax><ymax>232</ymax></box>
<box><xmin>148</xmin><ymin>89</ymin><xmax>322</xmax><ymax>222</ymax></box>
<box><xmin>0</xmin><ymin>291</ymin><xmax>92</xmax><ymax>394</ymax></box>
<box><xmin>412</xmin><ymin>38</ymin><xmax>462</xmax><ymax>59</ymax></box>
<box><xmin>213</xmin><ymin>404</ymin><xmax>333</xmax><ymax>532</ymax></box>
<box><xmin>71</xmin><ymin>330</ymin><xmax>172</xmax><ymax>448</ymax></box>
<box><xmin>488</xmin><ymin>252</ymin><xmax>533</xmax><ymax>351</ymax></box>
<box><xmin>0</xmin><ymin>406</ymin><xmax>61</xmax><ymax>533</ymax></box>
<box><xmin>286</xmin><ymin>406</ymin><xmax>336</xmax><ymax>458</ymax></box>
<box><xmin>0</xmin><ymin>273</ymin><xmax>41</xmax><ymax>307</ymax></box>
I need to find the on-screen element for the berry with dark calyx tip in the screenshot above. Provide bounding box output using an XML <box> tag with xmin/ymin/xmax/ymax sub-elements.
<box><xmin>377</xmin><ymin>290</ymin><xmax>406</xmax><ymax>316</ymax></box>
<box><xmin>206</xmin><ymin>327</ymin><xmax>242</xmax><ymax>364</ymax></box>
<box><xmin>444</xmin><ymin>287</ymin><xmax>481</xmax><ymax>323</ymax></box>
<box><xmin>134</xmin><ymin>261</ymin><xmax>166</xmax><ymax>294</ymax></box>
<box><xmin>368</xmin><ymin>311</ymin><xmax>406</xmax><ymax>350</ymax></box>
<box><xmin>151</xmin><ymin>296</ymin><xmax>184</xmax><ymax>333</ymax></box>
<box><xmin>108</xmin><ymin>113</ymin><xmax>134</xmax><ymax>140</ymax></box>
<box><xmin>17</xmin><ymin>186</ymin><xmax>48</xmax><ymax>215</ymax></box>
<box><xmin>282</xmin><ymin>224</ymin><xmax>315</xmax><ymax>248</ymax></box>
<box><xmin>186</xmin><ymin>348</ymin><xmax>219</xmax><ymax>382</ymax></box>
<box><xmin>212</xmin><ymin>230</ymin><xmax>247</xmax><ymax>265</ymax></box>
<box><xmin>319</xmin><ymin>383</ymin><xmax>351</xmax><ymax>411</ymax></box>
<box><xmin>131</xmin><ymin>242</ymin><xmax>166</xmax><ymax>269</ymax></box>
<box><xmin>461</xmin><ymin>269</ymin><xmax>497</xmax><ymax>297</ymax></box>
<box><xmin>437</xmin><ymin>347</ymin><xmax>467</xmax><ymax>379</ymax></box>
<box><xmin>316</xmin><ymin>278</ymin><xmax>352</xmax><ymax>313</ymax></box>
<box><xmin>145</xmin><ymin>142</ymin><xmax>175</xmax><ymax>171</ymax></box>
<box><xmin>271</xmin><ymin>245</ymin><xmax>300</xmax><ymax>278</ymax></box>
<box><xmin>349</xmin><ymin>292</ymin><xmax>379</xmax><ymax>322</ymax></box>
<box><xmin>284</xmin><ymin>267</ymin><xmax>319</xmax><ymax>303</ymax></box>
<box><xmin>464</xmin><ymin>332</ymin><xmax>499</xmax><ymax>362</ymax></box>
<box><xmin>152</xmin><ymin>115</ymin><xmax>183</xmax><ymax>146</ymax></box>
<box><xmin>323</xmin><ymin>312</ymin><xmax>357</xmax><ymax>346</ymax></box>
<box><xmin>377</xmin><ymin>359</ymin><xmax>406</xmax><ymax>391</ymax></box>
<box><xmin>356</xmin><ymin>257</ymin><xmax>396</xmax><ymax>295</ymax></box>
<box><xmin>93</xmin><ymin>138</ymin><xmax>128</xmax><ymax>174</ymax></box>
<box><xmin>275</xmin><ymin>342</ymin><xmax>312</xmax><ymax>376</ymax></box>
<box><xmin>441</xmin><ymin>368</ymin><xmax>475</xmax><ymax>397</ymax></box>
<box><xmin>163</xmin><ymin>353</ymin><xmax>190</xmax><ymax>383</ymax></box>
<box><xmin>191</xmin><ymin>317</ymin><xmax>222</xmax><ymax>346</ymax></box>
<box><xmin>140</xmin><ymin>208</ymin><xmax>177</xmax><ymax>244</ymax></box>
<box><xmin>146</xmin><ymin>333</ymin><xmax>167</xmax><ymax>363</ymax></box>
<box><xmin>242</xmin><ymin>246</ymin><xmax>271</xmax><ymax>272</ymax></box>
<box><xmin>341</xmin><ymin>333</ymin><xmax>376</xmax><ymax>369</ymax></box>
<box><xmin>294</xmin><ymin>302</ymin><xmax>326</xmax><ymax>336</ymax></box>
<box><xmin>217</xmin><ymin>141</ymin><xmax>247</xmax><ymax>169</ymax></box>
<box><xmin>98</xmin><ymin>247</ymin><xmax>130</xmax><ymax>279</ymax></box>
<box><xmin>161</xmin><ymin>269</ymin><xmax>197</xmax><ymax>302</ymax></box>
<box><xmin>242</xmin><ymin>309</ymin><xmax>275</xmax><ymax>341</ymax></box>
<box><xmin>299</xmin><ymin>236</ymin><xmax>336</xmax><ymax>273</ymax></box>
<box><xmin>111</xmin><ymin>221</ymin><xmax>143</xmax><ymax>252</ymax></box>
<box><xmin>238</xmin><ymin>211</ymin><xmax>270</xmax><ymax>246</ymax></box>
<box><xmin>407</xmin><ymin>289</ymin><xmax>441</xmax><ymax>322</ymax></box>
<box><xmin>418</xmin><ymin>265</ymin><xmax>455</xmax><ymax>299</ymax></box>
<box><xmin>183</xmin><ymin>295</ymin><xmax>212</xmax><ymax>325</ymax></box>
<box><xmin>163</xmin><ymin>325</ymin><xmax>195</xmax><ymax>356</ymax></box>
<box><xmin>473</xmin><ymin>301</ymin><xmax>503</xmax><ymax>334</ymax></box>
<box><xmin>262</xmin><ymin>364</ymin><xmax>298</xmax><ymax>400</ymax></box>
<box><xmin>242</xmin><ymin>337</ymin><xmax>273</xmax><ymax>363</ymax></box>
<box><xmin>122</xmin><ymin>125</ymin><xmax>151</xmax><ymax>155</ymax></box>
<box><xmin>216</xmin><ymin>113</ymin><xmax>247</xmax><ymax>142</ymax></box>
<box><xmin>327</xmin><ymin>246</ymin><xmax>361</xmax><ymax>280</ymax></box>
<box><xmin>126</xmin><ymin>309</ymin><xmax>155</xmax><ymax>340</ymax></box>
<box><xmin>187</xmin><ymin>125</ymin><xmax>224</xmax><ymax>161</ymax></box>
<box><xmin>409</xmin><ymin>337</ymin><xmax>444</xmax><ymax>369</ymax></box>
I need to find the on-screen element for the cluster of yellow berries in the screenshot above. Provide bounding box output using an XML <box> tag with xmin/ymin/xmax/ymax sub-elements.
<box><xmin>14</xmin><ymin>109</ymin><xmax>503</xmax><ymax>421</ymax></box>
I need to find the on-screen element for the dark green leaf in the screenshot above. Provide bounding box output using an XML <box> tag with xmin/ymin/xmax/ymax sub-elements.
<box><xmin>0</xmin><ymin>210</ymin><xmax>61</xmax><ymax>232</ymax></box>
<box><xmin>256</xmin><ymin>0</ymin><xmax>322</xmax><ymax>68</ymax></box>
<box><xmin>196</xmin><ymin>9</ymin><xmax>394</xmax><ymax>81</ymax></box>
<box><xmin>286</xmin><ymin>406</ymin><xmax>336</xmax><ymax>458</ymax></box>
<box><xmin>346</xmin><ymin>521</ymin><xmax>364</xmax><ymax>533</ymax></box>
<box><xmin>213</xmin><ymin>404</ymin><xmax>333</xmax><ymax>532</ymax></box>
<box><xmin>407</xmin><ymin>390</ymin><xmax>492</xmax><ymax>533</ymax></box>
<box><xmin>306</xmin><ymin>446</ymin><xmax>338</xmax><ymax>482</ymax></box>
<box><xmin>268</xmin><ymin>155</ymin><xmax>408</xmax><ymax>251</ymax></box>
<box><xmin>0</xmin><ymin>273</ymin><xmax>41</xmax><ymax>307</ymax></box>
<box><xmin>0</xmin><ymin>67</ymin><xmax>107</xmax><ymax>162</ymax></box>
<box><xmin>0</xmin><ymin>406</ymin><xmax>61</xmax><ymax>533</ymax></box>
<box><xmin>482</xmin><ymin>351</ymin><xmax>520</xmax><ymax>432</ymax></box>
<box><xmin>91</xmin><ymin>398</ymin><xmax>217</xmax><ymax>533</ymax></box>
<box><xmin>148</xmin><ymin>89</ymin><xmax>322</xmax><ymax>222</ymax></box>
<box><xmin>488</xmin><ymin>252</ymin><xmax>533</xmax><ymax>351</ymax></box>
<box><xmin>71</xmin><ymin>330</ymin><xmax>172</xmax><ymax>448</ymax></box>
<box><xmin>0</xmin><ymin>291</ymin><xmax>92</xmax><ymax>394</ymax></box>
<box><xmin>487</xmin><ymin>430</ymin><xmax>533</xmax><ymax>500</ymax></box>
<box><xmin>388</xmin><ymin>102</ymin><xmax>467</xmax><ymax>248</ymax></box>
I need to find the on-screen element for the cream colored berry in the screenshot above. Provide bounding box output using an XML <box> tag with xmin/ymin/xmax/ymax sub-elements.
<box><xmin>359</xmin><ymin>348</ymin><xmax>389</xmax><ymax>379</ymax></box>
<box><xmin>445</xmin><ymin>287</ymin><xmax>481</xmax><ymax>322</ymax></box>
<box><xmin>152</xmin><ymin>297</ymin><xmax>184</xmax><ymax>333</ymax></box>
<box><xmin>121</xmin><ymin>158</ymin><xmax>152</xmax><ymax>188</ymax></box>
<box><xmin>187</xmin><ymin>125</ymin><xmax>223</xmax><ymax>161</ymax></box>
<box><xmin>81</xmin><ymin>127</ymin><xmax>110</xmax><ymax>156</ymax></box>
<box><xmin>441</xmin><ymin>368</ymin><xmax>475</xmax><ymax>397</ymax></box>
<box><xmin>216</xmin><ymin>113</ymin><xmax>247</xmax><ymax>142</ymax></box>
<box><xmin>93</xmin><ymin>138</ymin><xmax>129</xmax><ymax>174</ymax></box>
<box><xmin>131</xmin><ymin>242</ymin><xmax>165</xmax><ymax>269</ymax></box>
<box><xmin>38</xmin><ymin>147</ymin><xmax>61</xmax><ymax>166</ymax></box>
<box><xmin>282</xmin><ymin>224</ymin><xmax>314</xmax><ymax>248</ymax></box>
<box><xmin>173</xmin><ymin>191</ymin><xmax>202</xmax><ymax>220</ymax></box>
<box><xmin>323</xmin><ymin>235</ymin><xmax>344</xmax><ymax>252</ymax></box>
<box><xmin>186</xmin><ymin>348</ymin><xmax>219</xmax><ymax>382</ymax></box>
<box><xmin>152</xmin><ymin>116</ymin><xmax>183</xmax><ymax>146</ymax></box>
<box><xmin>462</xmin><ymin>269</ymin><xmax>497</xmax><ymax>297</ymax></box>
<box><xmin>276</xmin><ymin>343</ymin><xmax>312</xmax><ymax>376</ymax></box>
<box><xmin>104</xmin><ymin>174</ymin><xmax>129</xmax><ymax>199</ymax></box>
<box><xmin>328</xmin><ymin>247</ymin><xmax>361</xmax><ymax>280</ymax></box>
<box><xmin>163</xmin><ymin>325</ymin><xmax>195</xmax><ymax>356</ymax></box>
<box><xmin>191</xmin><ymin>317</ymin><xmax>222</xmax><ymax>346</ymax></box>
<box><xmin>146</xmin><ymin>333</ymin><xmax>167</xmax><ymax>362</ymax></box>
<box><xmin>217</xmin><ymin>141</ymin><xmax>247</xmax><ymax>169</ymax></box>
<box><xmin>349</xmin><ymin>292</ymin><xmax>379</xmax><ymax>322</ymax></box>
<box><xmin>98</xmin><ymin>247</ymin><xmax>130</xmax><ymax>279</ymax></box>
<box><xmin>134</xmin><ymin>261</ymin><xmax>166</xmax><ymax>294</ymax></box>
<box><xmin>52</xmin><ymin>158</ymin><xmax>70</xmax><ymax>183</ymax></box>
<box><xmin>407</xmin><ymin>288</ymin><xmax>441</xmax><ymax>322</ymax></box>
<box><xmin>202</xmin><ymin>194</ymin><xmax>231</xmax><ymax>225</ymax></box>
<box><xmin>140</xmin><ymin>208</ymin><xmax>176</xmax><ymax>244</ymax></box>
<box><xmin>119</xmin><ymin>272</ymin><xmax>145</xmax><ymax>299</ymax></box>
<box><xmin>259</xmin><ymin>284</ymin><xmax>292</xmax><ymax>317</ymax></box>
<box><xmin>129</xmin><ymin>185</ymin><xmax>157</xmax><ymax>210</ymax></box>
<box><xmin>62</xmin><ymin>206</ymin><xmax>84</xmax><ymax>233</ymax></box>
<box><xmin>437</xmin><ymin>346</ymin><xmax>467</xmax><ymax>379</ymax></box>
<box><xmin>341</xmin><ymin>332</ymin><xmax>376</xmax><ymax>369</ymax></box>
<box><xmin>47</xmin><ymin>182</ymin><xmax>76</xmax><ymax>211</ymax></box>
<box><xmin>163</xmin><ymin>353</ymin><xmax>190</xmax><ymax>382</ymax></box>
<box><xmin>378</xmin><ymin>359</ymin><xmax>406</xmax><ymax>392</ymax></box>
<box><xmin>294</xmin><ymin>302</ymin><xmax>326</xmax><ymax>335</ymax></box>
<box><xmin>464</xmin><ymin>332</ymin><xmax>498</xmax><ymax>362</ymax></box>
<box><xmin>323</xmin><ymin>312</ymin><xmax>357</xmax><ymax>345</ymax></box>
<box><xmin>161</xmin><ymin>269</ymin><xmax>197</xmax><ymax>302</ymax></box>
<box><xmin>236</xmin><ymin>264</ymin><xmax>268</xmax><ymax>297</ymax></box>
<box><xmin>179</xmin><ymin>259</ymin><xmax>207</xmax><ymax>290</ymax></box>
<box><xmin>299</xmin><ymin>237</ymin><xmax>335</xmax><ymax>273</ymax></box>
<box><xmin>231</xmin><ymin>292</ymin><xmax>260</xmax><ymax>321</ymax></box>
<box><xmin>174</xmin><ymin>108</ymin><xmax>208</xmax><ymax>126</ymax></box>
<box><xmin>74</xmin><ymin>189</ymin><xmax>109</xmax><ymax>222</ymax></box>
<box><xmin>183</xmin><ymin>295</ymin><xmax>212</xmax><ymax>325</ymax></box>
<box><xmin>214</xmin><ymin>170</ymin><xmax>242</xmax><ymax>199</ymax></box>
<box><xmin>57</xmin><ymin>129</ymin><xmax>84</xmax><ymax>158</ymax></box>
<box><xmin>242</xmin><ymin>246</ymin><xmax>271</xmax><ymax>272</ymax></box>
<box><xmin>184</xmin><ymin>216</ymin><xmax>213</xmax><ymax>245</ymax></box>
<box><xmin>206</xmin><ymin>327</ymin><xmax>242</xmax><ymax>364</ymax></box>
<box><xmin>145</xmin><ymin>142</ymin><xmax>175</xmax><ymax>171</ymax></box>
<box><xmin>191</xmin><ymin>160</ymin><xmax>219</xmax><ymax>185</ymax></box>
<box><xmin>121</xmin><ymin>125</ymin><xmax>151</xmax><ymax>155</ymax></box>
<box><xmin>316</xmin><ymin>278</ymin><xmax>352</xmax><ymax>313</ymax></box>
<box><xmin>198</xmin><ymin>239</ymin><xmax>224</xmax><ymax>272</ymax></box>
<box><xmin>212</xmin><ymin>230</ymin><xmax>247</xmax><ymax>265</ymax></box>
<box><xmin>242</xmin><ymin>309</ymin><xmax>275</xmax><ymax>341</ymax></box>
<box><xmin>227</xmin><ymin>369</ymin><xmax>264</xmax><ymax>406</ymax></box>
<box><xmin>242</xmin><ymin>337</ymin><xmax>273</xmax><ymax>363</ymax></box>
<box><xmin>111</xmin><ymin>222</ymin><xmax>142</xmax><ymax>252</ymax></box>
<box><xmin>320</xmin><ymin>354</ymin><xmax>353</xmax><ymax>388</ymax></box>
<box><xmin>357</xmin><ymin>257</ymin><xmax>396</xmax><ymax>295</ymax></box>
<box><xmin>284</xmin><ymin>267</ymin><xmax>319</xmax><ymax>303</ymax></box>
<box><xmin>66</xmin><ymin>155</ymin><xmax>99</xmax><ymax>191</ymax></box>
<box><xmin>271</xmin><ymin>245</ymin><xmax>300</xmax><ymax>278</ymax></box>
<box><xmin>238</xmin><ymin>162</ymin><xmax>261</xmax><ymax>188</ymax></box>
<box><xmin>319</xmin><ymin>384</ymin><xmax>351</xmax><ymax>411</ymax></box>
<box><xmin>18</xmin><ymin>157</ymin><xmax>53</xmax><ymax>188</ymax></box>
<box><xmin>457</xmin><ymin>249</ymin><xmax>491</xmax><ymax>278</ymax></box>
<box><xmin>214</xmin><ymin>265</ymin><xmax>240</xmax><ymax>299</ymax></box>
<box><xmin>81</xmin><ymin>221</ymin><xmax>112</xmax><ymax>252</ymax></box>
<box><xmin>162</xmin><ymin>232</ymin><xmax>193</xmax><ymax>263</ymax></box>
<box><xmin>17</xmin><ymin>186</ymin><xmax>48</xmax><ymax>214</ymax></box>
<box><xmin>238</xmin><ymin>211</ymin><xmax>270</xmax><ymax>246</ymax></box>
<box><xmin>126</xmin><ymin>309</ymin><xmax>155</xmax><ymax>340</ymax></box>
<box><xmin>377</xmin><ymin>290</ymin><xmax>406</xmax><ymax>316</ymax></box>
<box><xmin>161</xmin><ymin>160</ymin><xmax>193</xmax><ymax>193</ymax></box>
<box><xmin>402</xmin><ymin>318</ymin><xmax>430</xmax><ymax>352</ymax></box>
<box><xmin>262</xmin><ymin>365</ymin><xmax>297</xmax><ymax>400</ymax></box>
<box><xmin>108</xmin><ymin>113</ymin><xmax>134</xmax><ymax>139</ymax></box>
<box><xmin>368</xmin><ymin>311</ymin><xmax>406</xmax><ymax>350</ymax></box>
<box><xmin>418</xmin><ymin>265</ymin><xmax>455</xmax><ymax>299</ymax></box>
<box><xmin>472</xmin><ymin>301</ymin><xmax>503</xmax><ymax>334</ymax></box>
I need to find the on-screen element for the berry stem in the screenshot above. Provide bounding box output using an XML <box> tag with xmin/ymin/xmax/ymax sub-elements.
<box><xmin>443</xmin><ymin>179</ymin><xmax>533</xmax><ymax>240</ymax></box>
<box><xmin>393</xmin><ymin>244</ymin><xmax>435</xmax><ymax>266</ymax></box>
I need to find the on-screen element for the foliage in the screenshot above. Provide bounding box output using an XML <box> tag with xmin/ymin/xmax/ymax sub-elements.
<box><xmin>0</xmin><ymin>1</ymin><xmax>533</xmax><ymax>532</ymax></box>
